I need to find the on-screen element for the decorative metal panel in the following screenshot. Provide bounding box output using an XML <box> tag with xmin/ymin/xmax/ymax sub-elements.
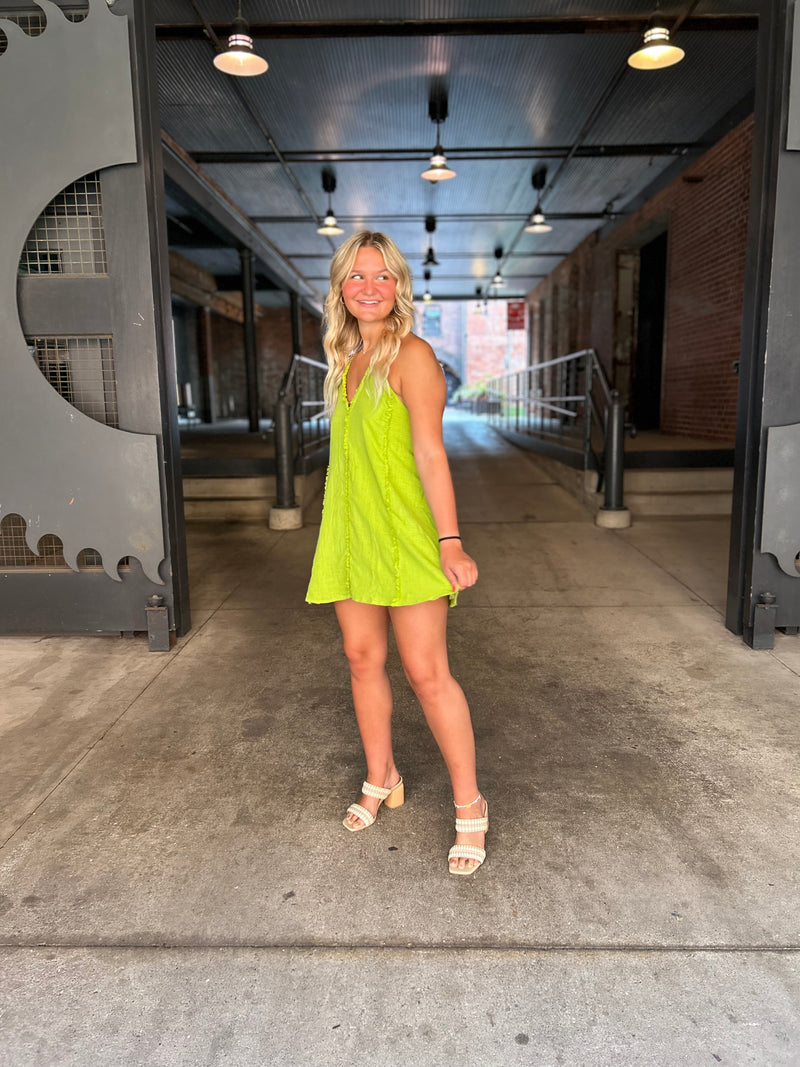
<box><xmin>760</xmin><ymin>423</ymin><xmax>800</xmax><ymax>579</ymax></box>
<box><xmin>0</xmin><ymin>0</ymin><xmax>165</xmax><ymax>584</ymax></box>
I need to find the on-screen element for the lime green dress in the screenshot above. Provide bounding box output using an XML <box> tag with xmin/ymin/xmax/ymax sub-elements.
<box><xmin>306</xmin><ymin>365</ymin><xmax>456</xmax><ymax>607</ymax></box>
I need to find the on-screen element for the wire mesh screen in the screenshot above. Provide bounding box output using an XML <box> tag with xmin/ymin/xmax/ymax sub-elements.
<box><xmin>0</xmin><ymin>5</ymin><xmax>88</xmax><ymax>54</ymax></box>
<box><xmin>28</xmin><ymin>336</ymin><xmax>119</xmax><ymax>427</ymax></box>
<box><xmin>0</xmin><ymin>514</ymin><xmax>103</xmax><ymax>570</ymax></box>
<box><xmin>19</xmin><ymin>173</ymin><xmax>106</xmax><ymax>276</ymax></box>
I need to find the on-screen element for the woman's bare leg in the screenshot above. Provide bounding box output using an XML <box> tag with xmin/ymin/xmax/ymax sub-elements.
<box><xmin>389</xmin><ymin>597</ymin><xmax>486</xmax><ymax>872</ymax></box>
<box><xmin>334</xmin><ymin>599</ymin><xmax>401</xmax><ymax>828</ymax></box>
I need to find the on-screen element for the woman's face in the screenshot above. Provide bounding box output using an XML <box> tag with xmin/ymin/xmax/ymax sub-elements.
<box><xmin>341</xmin><ymin>246</ymin><xmax>397</xmax><ymax>325</ymax></box>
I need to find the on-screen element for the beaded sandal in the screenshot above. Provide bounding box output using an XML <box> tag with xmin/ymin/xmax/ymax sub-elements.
<box><xmin>448</xmin><ymin>794</ymin><xmax>489</xmax><ymax>875</ymax></box>
<box><xmin>343</xmin><ymin>777</ymin><xmax>404</xmax><ymax>832</ymax></box>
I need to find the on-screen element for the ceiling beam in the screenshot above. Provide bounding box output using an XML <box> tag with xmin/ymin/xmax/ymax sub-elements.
<box><xmin>161</xmin><ymin>131</ymin><xmax>323</xmax><ymax>310</ymax></box>
<box><xmin>252</xmin><ymin>213</ymin><xmax>613</xmax><ymax>224</ymax></box>
<box><xmin>304</xmin><ymin>274</ymin><xmax>547</xmax><ymax>283</ymax></box>
<box><xmin>191</xmin><ymin>143</ymin><xmax>701</xmax><ymax>165</ymax></box>
<box><xmin>155</xmin><ymin>15</ymin><xmax>758</xmax><ymax>40</ymax></box>
<box><xmin>287</xmin><ymin>251</ymin><xmax>573</xmax><ymax>260</ymax></box>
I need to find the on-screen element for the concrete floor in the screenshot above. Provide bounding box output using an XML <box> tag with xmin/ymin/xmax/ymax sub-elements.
<box><xmin>1</xmin><ymin>412</ymin><xmax>799</xmax><ymax>1066</ymax></box>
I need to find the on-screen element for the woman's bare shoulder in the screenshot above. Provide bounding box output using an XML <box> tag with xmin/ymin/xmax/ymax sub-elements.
<box><xmin>395</xmin><ymin>333</ymin><xmax>440</xmax><ymax>373</ymax></box>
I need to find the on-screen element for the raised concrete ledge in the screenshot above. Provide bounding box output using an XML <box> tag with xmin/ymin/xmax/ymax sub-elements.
<box><xmin>183</xmin><ymin>467</ymin><xmax>325</xmax><ymax>522</ymax></box>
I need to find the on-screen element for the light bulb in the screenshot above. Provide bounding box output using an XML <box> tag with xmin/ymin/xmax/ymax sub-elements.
<box><xmin>421</xmin><ymin>145</ymin><xmax>456</xmax><ymax>182</ymax></box>
<box><xmin>317</xmin><ymin>214</ymin><xmax>344</xmax><ymax>236</ymax></box>
<box><xmin>213</xmin><ymin>17</ymin><xmax>268</xmax><ymax>77</ymax></box>
<box><xmin>628</xmin><ymin>25</ymin><xmax>685</xmax><ymax>70</ymax></box>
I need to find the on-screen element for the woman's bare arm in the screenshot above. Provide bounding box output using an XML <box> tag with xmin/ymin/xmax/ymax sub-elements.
<box><xmin>394</xmin><ymin>337</ymin><xmax>478</xmax><ymax>591</ymax></box>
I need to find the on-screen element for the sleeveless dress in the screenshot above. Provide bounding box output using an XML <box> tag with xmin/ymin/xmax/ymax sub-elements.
<box><xmin>306</xmin><ymin>364</ymin><xmax>456</xmax><ymax>607</ymax></box>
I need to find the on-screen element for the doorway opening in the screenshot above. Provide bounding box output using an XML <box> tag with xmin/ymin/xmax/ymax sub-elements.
<box><xmin>632</xmin><ymin>230</ymin><xmax>669</xmax><ymax>432</ymax></box>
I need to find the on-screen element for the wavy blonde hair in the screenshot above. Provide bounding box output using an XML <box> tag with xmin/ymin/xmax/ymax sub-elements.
<box><xmin>322</xmin><ymin>231</ymin><xmax>415</xmax><ymax>412</ymax></box>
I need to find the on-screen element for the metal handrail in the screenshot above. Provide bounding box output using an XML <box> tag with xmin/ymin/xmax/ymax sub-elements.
<box><xmin>475</xmin><ymin>348</ymin><xmax>613</xmax><ymax>474</ymax></box>
<box><xmin>276</xmin><ymin>352</ymin><xmax>331</xmax><ymax>463</ymax></box>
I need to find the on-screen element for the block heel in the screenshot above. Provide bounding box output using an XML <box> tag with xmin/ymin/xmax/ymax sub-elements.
<box><xmin>343</xmin><ymin>776</ymin><xmax>404</xmax><ymax>831</ymax></box>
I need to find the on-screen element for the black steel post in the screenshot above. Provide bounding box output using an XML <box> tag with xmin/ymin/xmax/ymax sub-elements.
<box><xmin>582</xmin><ymin>350</ymin><xmax>593</xmax><ymax>469</ymax></box>
<box><xmin>128</xmin><ymin>0</ymin><xmax>191</xmax><ymax>636</ymax></box>
<box><xmin>603</xmin><ymin>390</ymin><xmax>625</xmax><ymax>511</ymax></box>
<box><xmin>196</xmin><ymin>304</ymin><xmax>216</xmax><ymax>423</ymax></box>
<box><xmin>274</xmin><ymin>398</ymin><xmax>297</xmax><ymax>509</ymax></box>
<box><xmin>290</xmin><ymin>290</ymin><xmax>303</xmax><ymax>356</ymax></box>
<box><xmin>240</xmin><ymin>247</ymin><xmax>260</xmax><ymax>433</ymax></box>
<box><xmin>726</xmin><ymin>0</ymin><xmax>800</xmax><ymax>644</ymax></box>
<box><xmin>289</xmin><ymin>291</ymin><xmax>305</xmax><ymax>454</ymax></box>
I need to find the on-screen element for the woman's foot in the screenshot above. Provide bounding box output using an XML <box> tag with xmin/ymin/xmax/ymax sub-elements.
<box><xmin>343</xmin><ymin>768</ymin><xmax>403</xmax><ymax>830</ymax></box>
<box><xmin>449</xmin><ymin>794</ymin><xmax>488</xmax><ymax>874</ymax></box>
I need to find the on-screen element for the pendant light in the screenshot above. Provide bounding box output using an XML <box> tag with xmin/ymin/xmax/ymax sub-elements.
<box><xmin>525</xmin><ymin>166</ymin><xmax>553</xmax><ymax>233</ymax></box>
<box><xmin>525</xmin><ymin>206</ymin><xmax>552</xmax><ymax>234</ymax></box>
<box><xmin>489</xmin><ymin>246</ymin><xmax>505</xmax><ymax>289</ymax></box>
<box><xmin>421</xmin><ymin>83</ymin><xmax>456</xmax><ymax>182</ymax></box>
<box><xmin>213</xmin><ymin>2</ymin><xmax>268</xmax><ymax>77</ymax></box>
<box><xmin>316</xmin><ymin>168</ymin><xmax>344</xmax><ymax>236</ymax></box>
<box><xmin>628</xmin><ymin>21</ymin><xmax>685</xmax><ymax>70</ymax></box>
<box><xmin>421</xmin><ymin>123</ymin><xmax>457</xmax><ymax>182</ymax></box>
<box><xmin>422</xmin><ymin>215</ymin><xmax>440</xmax><ymax>266</ymax></box>
<box><xmin>422</xmin><ymin>269</ymin><xmax>433</xmax><ymax>303</ymax></box>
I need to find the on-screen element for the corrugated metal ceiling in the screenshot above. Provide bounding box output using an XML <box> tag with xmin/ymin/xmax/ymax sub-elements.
<box><xmin>153</xmin><ymin>1</ymin><xmax>759</xmax><ymax>300</ymax></box>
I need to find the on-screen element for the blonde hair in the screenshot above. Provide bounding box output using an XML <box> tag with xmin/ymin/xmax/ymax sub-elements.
<box><xmin>322</xmin><ymin>231</ymin><xmax>415</xmax><ymax>412</ymax></box>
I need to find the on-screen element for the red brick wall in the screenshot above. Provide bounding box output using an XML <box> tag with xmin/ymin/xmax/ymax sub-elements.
<box><xmin>464</xmin><ymin>299</ymin><xmax>528</xmax><ymax>384</ymax></box>
<box><xmin>211</xmin><ymin>306</ymin><xmax>322</xmax><ymax>420</ymax></box>
<box><xmin>529</xmin><ymin>115</ymin><xmax>753</xmax><ymax>443</ymax></box>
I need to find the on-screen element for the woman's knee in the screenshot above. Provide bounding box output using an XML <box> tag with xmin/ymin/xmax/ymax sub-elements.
<box><xmin>403</xmin><ymin>660</ymin><xmax>451</xmax><ymax>702</ymax></box>
<box><xmin>343</xmin><ymin>639</ymin><xmax>387</xmax><ymax>678</ymax></box>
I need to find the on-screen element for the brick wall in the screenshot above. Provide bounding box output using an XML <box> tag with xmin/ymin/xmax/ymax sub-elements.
<box><xmin>464</xmin><ymin>299</ymin><xmax>528</xmax><ymax>384</ymax></box>
<box><xmin>529</xmin><ymin>115</ymin><xmax>753</xmax><ymax>443</ymax></box>
<box><xmin>211</xmin><ymin>306</ymin><xmax>322</xmax><ymax>420</ymax></box>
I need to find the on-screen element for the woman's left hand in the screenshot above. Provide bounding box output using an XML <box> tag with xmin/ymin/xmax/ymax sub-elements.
<box><xmin>440</xmin><ymin>541</ymin><xmax>478</xmax><ymax>592</ymax></box>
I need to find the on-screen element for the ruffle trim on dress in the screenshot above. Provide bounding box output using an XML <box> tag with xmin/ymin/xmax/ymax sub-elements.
<box><xmin>342</xmin><ymin>372</ymin><xmax>352</xmax><ymax>598</ymax></box>
<box><xmin>381</xmin><ymin>397</ymin><xmax>402</xmax><ymax>606</ymax></box>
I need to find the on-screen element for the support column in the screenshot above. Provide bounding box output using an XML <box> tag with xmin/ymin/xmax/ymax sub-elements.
<box><xmin>240</xmin><ymin>247</ymin><xmax>259</xmax><ymax>433</ymax></box>
<box><xmin>290</xmin><ymin>290</ymin><xmax>303</xmax><ymax>357</ymax></box>
<box><xmin>726</xmin><ymin>0</ymin><xmax>800</xmax><ymax>645</ymax></box>
<box><xmin>196</xmin><ymin>304</ymin><xmax>216</xmax><ymax>424</ymax></box>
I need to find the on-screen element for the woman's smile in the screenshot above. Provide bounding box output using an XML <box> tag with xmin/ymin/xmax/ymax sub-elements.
<box><xmin>342</xmin><ymin>246</ymin><xmax>397</xmax><ymax>321</ymax></box>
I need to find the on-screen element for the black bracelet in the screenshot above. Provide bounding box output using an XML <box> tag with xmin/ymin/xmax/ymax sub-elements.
<box><xmin>438</xmin><ymin>535</ymin><xmax>462</xmax><ymax>542</ymax></box>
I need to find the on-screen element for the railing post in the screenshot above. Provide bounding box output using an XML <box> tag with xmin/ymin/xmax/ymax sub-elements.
<box><xmin>269</xmin><ymin>359</ymin><xmax>303</xmax><ymax>531</ymax></box>
<box><xmin>595</xmin><ymin>389</ymin><xmax>631</xmax><ymax>529</ymax></box>
<box><xmin>582</xmin><ymin>350</ymin><xmax>593</xmax><ymax>469</ymax></box>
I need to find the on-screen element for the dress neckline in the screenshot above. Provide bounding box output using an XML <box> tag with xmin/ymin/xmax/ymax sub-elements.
<box><xmin>343</xmin><ymin>362</ymin><xmax>368</xmax><ymax>408</ymax></box>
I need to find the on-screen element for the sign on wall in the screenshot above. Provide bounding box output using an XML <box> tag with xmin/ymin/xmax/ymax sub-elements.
<box><xmin>507</xmin><ymin>300</ymin><xmax>527</xmax><ymax>330</ymax></box>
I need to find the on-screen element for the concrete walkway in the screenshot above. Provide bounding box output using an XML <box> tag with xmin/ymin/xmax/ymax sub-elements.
<box><xmin>2</xmin><ymin>412</ymin><xmax>799</xmax><ymax>1066</ymax></box>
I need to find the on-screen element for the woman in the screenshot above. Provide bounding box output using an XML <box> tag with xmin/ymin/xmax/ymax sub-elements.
<box><xmin>306</xmin><ymin>231</ymin><xmax>487</xmax><ymax>875</ymax></box>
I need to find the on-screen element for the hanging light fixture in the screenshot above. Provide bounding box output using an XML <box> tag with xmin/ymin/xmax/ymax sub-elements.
<box><xmin>628</xmin><ymin>20</ymin><xmax>685</xmax><ymax>70</ymax></box>
<box><xmin>422</xmin><ymin>215</ymin><xmax>440</xmax><ymax>266</ymax></box>
<box><xmin>525</xmin><ymin>166</ymin><xmax>553</xmax><ymax>233</ymax></box>
<box><xmin>421</xmin><ymin>82</ymin><xmax>456</xmax><ymax>182</ymax></box>
<box><xmin>213</xmin><ymin>2</ymin><xmax>268</xmax><ymax>77</ymax></box>
<box><xmin>316</xmin><ymin>168</ymin><xmax>344</xmax><ymax>236</ymax></box>
<box><xmin>421</xmin><ymin>123</ymin><xmax>457</xmax><ymax>182</ymax></box>
<box><xmin>489</xmin><ymin>246</ymin><xmax>505</xmax><ymax>289</ymax></box>
<box><xmin>525</xmin><ymin>205</ymin><xmax>552</xmax><ymax>234</ymax></box>
<box><xmin>422</xmin><ymin>269</ymin><xmax>433</xmax><ymax>303</ymax></box>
